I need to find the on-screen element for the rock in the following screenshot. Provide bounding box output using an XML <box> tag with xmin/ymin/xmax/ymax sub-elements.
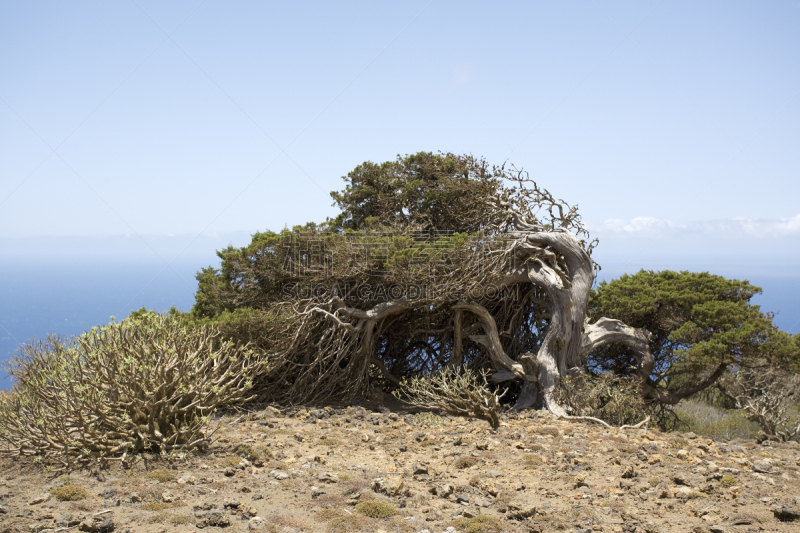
<box><xmin>773</xmin><ymin>505</ymin><xmax>800</xmax><ymax>521</ymax></box>
<box><xmin>647</xmin><ymin>454</ymin><xmax>663</xmax><ymax>465</ymax></box>
<box><xmin>455</xmin><ymin>435</ymin><xmax>473</xmax><ymax>446</ymax></box>
<box><xmin>429</xmin><ymin>484</ymin><xmax>454</xmax><ymax>498</ymax></box>
<box><xmin>474</xmin><ymin>498</ymin><xmax>492</xmax><ymax>508</ymax></box>
<box><xmin>485</xmin><ymin>470</ymin><xmax>503</xmax><ymax>477</ymax></box>
<box><xmin>373</xmin><ymin>476</ymin><xmax>404</xmax><ymax>496</ymax></box>
<box><xmin>412</xmin><ymin>464</ymin><xmax>429</xmax><ymax>475</ymax></box>
<box><xmin>476</xmin><ymin>441</ymin><xmax>492</xmax><ymax>450</ymax></box>
<box><xmin>265</xmin><ymin>406</ymin><xmax>281</xmax><ymax>417</ymax></box>
<box><xmin>95</xmin><ymin>515</ymin><xmax>114</xmax><ymax>533</ymax></box>
<box><xmin>310</xmin><ymin>486</ymin><xmax>325</xmax><ymax>499</ymax></box>
<box><xmin>637</xmin><ymin>451</ymin><xmax>648</xmax><ymax>462</ymax></box>
<box><xmin>642</xmin><ymin>443</ymin><xmax>659</xmax><ymax>453</ymax></box>
<box><xmin>27</xmin><ymin>495</ymin><xmax>49</xmax><ymax>505</ymax></box>
<box><xmin>178</xmin><ymin>475</ymin><xmax>196</xmax><ymax>485</ymax></box>
<box><xmin>574</xmin><ymin>472</ymin><xmax>589</xmax><ymax>488</ymax></box>
<box><xmin>730</xmin><ymin>445</ymin><xmax>745</xmax><ymax>453</ymax></box>
<box><xmin>224</xmin><ymin>467</ymin><xmax>236</xmax><ymax>477</ymax></box>
<box><xmin>269</xmin><ymin>470</ymin><xmax>289</xmax><ymax>480</ymax></box>
<box><xmin>752</xmin><ymin>461</ymin><xmax>773</xmax><ymax>473</ymax></box>
<box><xmin>102</xmin><ymin>488</ymin><xmax>116</xmax><ymax>500</ymax></box>
<box><xmin>506</xmin><ymin>500</ymin><xmax>536</xmax><ymax>519</ymax></box>
<box><xmin>248</xmin><ymin>516</ymin><xmax>265</xmax><ymax>530</ymax></box>
<box><xmin>398</xmin><ymin>445</ymin><xmax>407</xmax><ymax>452</ymax></box>
<box><xmin>317</xmin><ymin>473</ymin><xmax>339</xmax><ymax>483</ymax></box>
<box><xmin>78</xmin><ymin>521</ymin><xmax>96</xmax><ymax>533</ymax></box>
<box><xmin>206</xmin><ymin>509</ymin><xmax>231</xmax><ymax>527</ymax></box>
<box><xmin>56</xmin><ymin>513</ymin><xmax>79</xmax><ymax>527</ymax></box>
<box><xmin>676</xmin><ymin>449</ymin><xmax>689</xmax><ymax>459</ymax></box>
<box><xmin>456</xmin><ymin>494</ymin><xmax>469</xmax><ymax>504</ymax></box>
<box><xmin>129</xmin><ymin>492</ymin><xmax>141</xmax><ymax>503</ymax></box>
<box><xmin>621</xmin><ymin>465</ymin><xmax>635</xmax><ymax>479</ymax></box>
<box><xmin>161</xmin><ymin>490</ymin><xmax>175</xmax><ymax>503</ymax></box>
<box><xmin>27</xmin><ymin>525</ymin><xmax>49</xmax><ymax>533</ymax></box>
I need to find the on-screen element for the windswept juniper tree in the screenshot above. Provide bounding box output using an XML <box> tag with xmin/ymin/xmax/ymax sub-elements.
<box><xmin>191</xmin><ymin>152</ymin><xmax>792</xmax><ymax>415</ymax></box>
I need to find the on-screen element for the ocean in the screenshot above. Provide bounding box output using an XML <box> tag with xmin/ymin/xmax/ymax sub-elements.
<box><xmin>1</xmin><ymin>260</ymin><xmax>798</xmax><ymax>390</ymax></box>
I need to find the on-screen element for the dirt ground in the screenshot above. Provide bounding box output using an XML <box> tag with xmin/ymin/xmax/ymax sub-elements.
<box><xmin>1</xmin><ymin>402</ymin><xmax>798</xmax><ymax>533</ymax></box>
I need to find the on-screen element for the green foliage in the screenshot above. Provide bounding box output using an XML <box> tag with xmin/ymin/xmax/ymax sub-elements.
<box><xmin>0</xmin><ymin>313</ymin><xmax>267</xmax><ymax>461</ymax></box>
<box><xmin>589</xmin><ymin>270</ymin><xmax>796</xmax><ymax>403</ymax></box>
<box><xmin>329</xmin><ymin>152</ymin><xmax>501</xmax><ymax>233</ymax></box>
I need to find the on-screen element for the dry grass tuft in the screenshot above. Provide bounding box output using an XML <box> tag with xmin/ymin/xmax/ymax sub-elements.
<box><xmin>51</xmin><ymin>484</ymin><xmax>89</xmax><ymax>501</ymax></box>
<box><xmin>145</xmin><ymin>468</ymin><xmax>176</xmax><ymax>483</ymax></box>
<box><xmin>450</xmin><ymin>515</ymin><xmax>507</xmax><ymax>533</ymax></box>
<box><xmin>354</xmin><ymin>499</ymin><xmax>398</xmax><ymax>518</ymax></box>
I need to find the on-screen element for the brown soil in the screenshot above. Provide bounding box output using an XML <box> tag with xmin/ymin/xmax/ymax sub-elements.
<box><xmin>1</xmin><ymin>403</ymin><xmax>798</xmax><ymax>533</ymax></box>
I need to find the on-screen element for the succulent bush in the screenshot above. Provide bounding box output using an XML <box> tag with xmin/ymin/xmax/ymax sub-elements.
<box><xmin>393</xmin><ymin>368</ymin><xmax>503</xmax><ymax>429</ymax></box>
<box><xmin>0</xmin><ymin>313</ymin><xmax>266</xmax><ymax>462</ymax></box>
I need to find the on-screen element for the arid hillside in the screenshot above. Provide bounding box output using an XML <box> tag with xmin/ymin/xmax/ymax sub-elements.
<box><xmin>1</xmin><ymin>403</ymin><xmax>798</xmax><ymax>533</ymax></box>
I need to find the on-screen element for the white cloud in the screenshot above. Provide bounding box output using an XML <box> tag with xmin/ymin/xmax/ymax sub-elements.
<box><xmin>592</xmin><ymin>214</ymin><xmax>800</xmax><ymax>238</ymax></box>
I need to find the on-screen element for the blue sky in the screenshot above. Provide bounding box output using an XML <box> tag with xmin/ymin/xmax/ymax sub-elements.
<box><xmin>1</xmin><ymin>1</ymin><xmax>799</xmax><ymax>330</ymax></box>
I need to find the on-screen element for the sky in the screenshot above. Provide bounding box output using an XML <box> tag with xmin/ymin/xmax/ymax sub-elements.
<box><xmin>1</xmin><ymin>1</ymin><xmax>799</xmax><ymax>331</ymax></box>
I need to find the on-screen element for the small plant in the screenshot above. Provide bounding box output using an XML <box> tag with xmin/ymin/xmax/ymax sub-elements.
<box><xmin>669</xmin><ymin>438</ymin><xmax>687</xmax><ymax>449</ymax></box>
<box><xmin>51</xmin><ymin>484</ymin><xmax>89</xmax><ymax>501</ymax></box>
<box><xmin>354</xmin><ymin>499</ymin><xmax>398</xmax><ymax>518</ymax></box>
<box><xmin>720</xmin><ymin>475</ymin><xmax>737</xmax><ymax>487</ymax></box>
<box><xmin>522</xmin><ymin>454</ymin><xmax>539</xmax><ymax>469</ymax></box>
<box><xmin>220</xmin><ymin>455</ymin><xmax>245</xmax><ymax>467</ymax></box>
<box><xmin>454</xmin><ymin>455</ymin><xmax>479</xmax><ymax>469</ymax></box>
<box><xmin>143</xmin><ymin>502</ymin><xmax>171</xmax><ymax>512</ymax></box>
<box><xmin>537</xmin><ymin>426</ymin><xmax>560</xmax><ymax>437</ymax></box>
<box><xmin>327</xmin><ymin>514</ymin><xmax>370</xmax><ymax>533</ymax></box>
<box><xmin>394</xmin><ymin>368</ymin><xmax>503</xmax><ymax>429</ymax></box>
<box><xmin>450</xmin><ymin>515</ymin><xmax>506</xmax><ymax>533</ymax></box>
<box><xmin>145</xmin><ymin>469</ymin><xmax>176</xmax><ymax>483</ymax></box>
<box><xmin>415</xmin><ymin>412</ymin><xmax>444</xmax><ymax>426</ymax></box>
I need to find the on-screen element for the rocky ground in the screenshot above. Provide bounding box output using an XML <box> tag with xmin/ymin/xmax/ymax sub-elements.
<box><xmin>0</xmin><ymin>402</ymin><xmax>799</xmax><ymax>533</ymax></box>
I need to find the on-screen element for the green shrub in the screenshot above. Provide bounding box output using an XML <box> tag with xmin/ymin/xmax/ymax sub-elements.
<box><xmin>354</xmin><ymin>499</ymin><xmax>397</xmax><ymax>518</ymax></box>
<box><xmin>0</xmin><ymin>313</ymin><xmax>267</xmax><ymax>461</ymax></box>
<box><xmin>673</xmin><ymin>400</ymin><xmax>760</xmax><ymax>441</ymax></box>
<box><xmin>51</xmin><ymin>484</ymin><xmax>89</xmax><ymax>501</ymax></box>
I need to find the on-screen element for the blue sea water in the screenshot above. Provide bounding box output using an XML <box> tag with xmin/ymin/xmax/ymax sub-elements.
<box><xmin>0</xmin><ymin>260</ymin><xmax>201</xmax><ymax>389</ymax></box>
<box><xmin>1</xmin><ymin>260</ymin><xmax>798</xmax><ymax>390</ymax></box>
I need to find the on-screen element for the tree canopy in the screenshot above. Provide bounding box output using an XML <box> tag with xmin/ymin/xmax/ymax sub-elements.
<box><xmin>189</xmin><ymin>151</ymin><xmax>798</xmax><ymax>417</ymax></box>
<box><xmin>588</xmin><ymin>270</ymin><xmax>799</xmax><ymax>405</ymax></box>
